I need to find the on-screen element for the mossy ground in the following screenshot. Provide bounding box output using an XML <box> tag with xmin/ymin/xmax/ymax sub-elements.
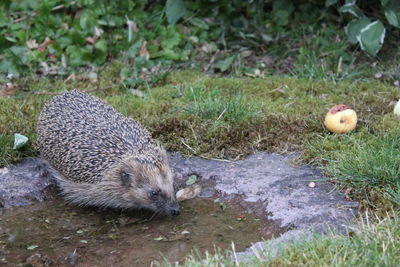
<box><xmin>2</xmin><ymin>62</ymin><xmax>399</xmax><ymax>164</ymax></box>
<box><xmin>2</xmin><ymin>61</ymin><xmax>400</xmax><ymax>265</ymax></box>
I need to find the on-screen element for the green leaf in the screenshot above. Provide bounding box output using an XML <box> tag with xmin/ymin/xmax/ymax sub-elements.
<box><xmin>155</xmin><ymin>48</ymin><xmax>183</xmax><ymax>60</ymax></box>
<box><xmin>13</xmin><ymin>134</ymin><xmax>28</xmax><ymax>150</ymax></box>
<box><xmin>186</xmin><ymin>175</ymin><xmax>197</xmax><ymax>185</ymax></box>
<box><xmin>273</xmin><ymin>0</ymin><xmax>294</xmax><ymax>14</ymax></box>
<box><xmin>325</xmin><ymin>0</ymin><xmax>338</xmax><ymax>7</ymax></box>
<box><xmin>381</xmin><ymin>0</ymin><xmax>390</xmax><ymax>6</ymax></box>
<box><xmin>273</xmin><ymin>10</ymin><xmax>290</xmax><ymax>26</ymax></box>
<box><xmin>94</xmin><ymin>39</ymin><xmax>107</xmax><ymax>53</ymax></box>
<box><xmin>160</xmin><ymin>26</ymin><xmax>182</xmax><ymax>49</ymax></box>
<box><xmin>166</xmin><ymin>0</ymin><xmax>186</xmax><ymax>25</ymax></box>
<box><xmin>214</xmin><ymin>55</ymin><xmax>236</xmax><ymax>72</ymax></box>
<box><xmin>126</xmin><ymin>42</ymin><xmax>142</xmax><ymax>58</ymax></box>
<box><xmin>338</xmin><ymin>3</ymin><xmax>365</xmax><ymax>18</ymax></box>
<box><xmin>5</xmin><ymin>36</ymin><xmax>17</xmax><ymax>43</ymax></box>
<box><xmin>79</xmin><ymin>11</ymin><xmax>97</xmax><ymax>32</ymax></box>
<box><xmin>358</xmin><ymin>20</ymin><xmax>386</xmax><ymax>57</ymax></box>
<box><xmin>345</xmin><ymin>18</ymin><xmax>371</xmax><ymax>44</ymax></box>
<box><xmin>385</xmin><ymin>9</ymin><xmax>400</xmax><ymax>28</ymax></box>
<box><xmin>189</xmin><ymin>18</ymin><xmax>209</xmax><ymax>30</ymax></box>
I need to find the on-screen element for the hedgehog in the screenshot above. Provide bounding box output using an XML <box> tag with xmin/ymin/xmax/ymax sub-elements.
<box><xmin>36</xmin><ymin>90</ymin><xmax>180</xmax><ymax>216</ymax></box>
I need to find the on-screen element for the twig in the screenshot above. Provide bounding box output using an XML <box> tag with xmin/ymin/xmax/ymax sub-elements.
<box><xmin>51</xmin><ymin>4</ymin><xmax>65</xmax><ymax>11</ymax></box>
<box><xmin>180</xmin><ymin>139</ymin><xmax>197</xmax><ymax>154</ymax></box>
<box><xmin>180</xmin><ymin>139</ymin><xmax>233</xmax><ymax>162</ymax></box>
<box><xmin>33</xmin><ymin>91</ymin><xmax>61</xmax><ymax>95</ymax></box>
<box><xmin>197</xmin><ymin>154</ymin><xmax>233</xmax><ymax>163</ymax></box>
<box><xmin>14</xmin><ymin>11</ymin><xmax>37</xmax><ymax>23</ymax></box>
<box><xmin>14</xmin><ymin>16</ymin><xmax>27</xmax><ymax>23</ymax></box>
<box><xmin>13</xmin><ymin>4</ymin><xmax>65</xmax><ymax>24</ymax></box>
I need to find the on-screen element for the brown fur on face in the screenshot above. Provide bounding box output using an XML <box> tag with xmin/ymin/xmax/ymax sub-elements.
<box><xmin>49</xmin><ymin>148</ymin><xmax>179</xmax><ymax>215</ymax></box>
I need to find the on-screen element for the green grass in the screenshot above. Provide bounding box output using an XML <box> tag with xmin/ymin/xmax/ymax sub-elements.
<box><xmin>324</xmin><ymin>134</ymin><xmax>400</xmax><ymax>193</ymax></box>
<box><xmin>301</xmin><ymin>126</ymin><xmax>400</xmax><ymax>212</ymax></box>
<box><xmin>158</xmin><ymin>214</ymin><xmax>400</xmax><ymax>266</ymax></box>
<box><xmin>182</xmin><ymin>85</ymin><xmax>261</xmax><ymax>123</ymax></box>
<box><xmin>1</xmin><ymin>67</ymin><xmax>399</xmax><ymax>166</ymax></box>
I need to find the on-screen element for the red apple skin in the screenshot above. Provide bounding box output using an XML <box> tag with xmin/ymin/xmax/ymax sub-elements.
<box><xmin>324</xmin><ymin>105</ymin><xmax>357</xmax><ymax>134</ymax></box>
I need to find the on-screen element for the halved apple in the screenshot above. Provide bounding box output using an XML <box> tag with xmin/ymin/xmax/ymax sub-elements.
<box><xmin>394</xmin><ymin>100</ymin><xmax>400</xmax><ymax>115</ymax></box>
<box><xmin>324</xmin><ymin>105</ymin><xmax>357</xmax><ymax>134</ymax></box>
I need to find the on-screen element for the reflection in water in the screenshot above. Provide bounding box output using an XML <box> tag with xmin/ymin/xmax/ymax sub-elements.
<box><xmin>0</xmin><ymin>197</ymin><xmax>281</xmax><ymax>266</ymax></box>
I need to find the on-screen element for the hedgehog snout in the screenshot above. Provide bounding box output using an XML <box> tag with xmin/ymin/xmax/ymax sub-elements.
<box><xmin>168</xmin><ymin>202</ymin><xmax>180</xmax><ymax>216</ymax></box>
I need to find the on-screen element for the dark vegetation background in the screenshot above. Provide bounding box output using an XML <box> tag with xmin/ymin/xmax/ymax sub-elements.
<box><xmin>1</xmin><ymin>0</ymin><xmax>399</xmax><ymax>83</ymax></box>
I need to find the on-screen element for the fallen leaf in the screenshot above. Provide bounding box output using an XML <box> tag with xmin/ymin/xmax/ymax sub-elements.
<box><xmin>345</xmin><ymin>188</ymin><xmax>353</xmax><ymax>200</ymax></box>
<box><xmin>140</xmin><ymin>41</ymin><xmax>150</xmax><ymax>60</ymax></box>
<box><xmin>26</xmin><ymin>39</ymin><xmax>39</xmax><ymax>50</ymax></box>
<box><xmin>176</xmin><ymin>184</ymin><xmax>202</xmax><ymax>201</ymax></box>
<box><xmin>86</xmin><ymin>36</ymin><xmax>98</xmax><ymax>45</ymax></box>
<box><xmin>86</xmin><ymin>71</ymin><xmax>98</xmax><ymax>83</ymax></box>
<box><xmin>13</xmin><ymin>133</ymin><xmax>28</xmax><ymax>150</ymax></box>
<box><xmin>0</xmin><ymin>83</ymin><xmax>17</xmax><ymax>96</ymax></box>
<box><xmin>236</xmin><ymin>215</ymin><xmax>246</xmax><ymax>221</ymax></box>
<box><xmin>94</xmin><ymin>26</ymin><xmax>103</xmax><ymax>37</ymax></box>
<box><xmin>214</xmin><ymin>198</ymin><xmax>226</xmax><ymax>210</ymax></box>
<box><xmin>40</xmin><ymin>37</ymin><xmax>52</xmax><ymax>48</ymax></box>
<box><xmin>186</xmin><ymin>175</ymin><xmax>197</xmax><ymax>185</ymax></box>
<box><xmin>129</xmin><ymin>89</ymin><xmax>145</xmax><ymax>98</ymax></box>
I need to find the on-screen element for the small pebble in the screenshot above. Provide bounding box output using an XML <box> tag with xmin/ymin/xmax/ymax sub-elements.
<box><xmin>67</xmin><ymin>249</ymin><xmax>78</xmax><ymax>266</ymax></box>
<box><xmin>308</xmin><ymin>182</ymin><xmax>316</xmax><ymax>188</ymax></box>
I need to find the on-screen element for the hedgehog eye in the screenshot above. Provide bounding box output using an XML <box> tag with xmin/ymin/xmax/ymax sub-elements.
<box><xmin>120</xmin><ymin>171</ymin><xmax>131</xmax><ymax>187</ymax></box>
<box><xmin>150</xmin><ymin>189</ymin><xmax>161</xmax><ymax>200</ymax></box>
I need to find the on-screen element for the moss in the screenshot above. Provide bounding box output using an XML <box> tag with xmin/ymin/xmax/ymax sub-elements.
<box><xmin>1</xmin><ymin>69</ymin><xmax>398</xmax><ymax>168</ymax></box>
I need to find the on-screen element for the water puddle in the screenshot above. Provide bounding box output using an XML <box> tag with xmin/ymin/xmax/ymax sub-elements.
<box><xmin>0</xmin><ymin>196</ymin><xmax>282</xmax><ymax>266</ymax></box>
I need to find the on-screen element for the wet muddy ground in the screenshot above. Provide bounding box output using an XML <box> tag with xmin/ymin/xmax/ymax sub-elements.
<box><xmin>0</xmin><ymin>196</ymin><xmax>279</xmax><ymax>266</ymax></box>
<box><xmin>0</xmin><ymin>152</ymin><xmax>358</xmax><ymax>266</ymax></box>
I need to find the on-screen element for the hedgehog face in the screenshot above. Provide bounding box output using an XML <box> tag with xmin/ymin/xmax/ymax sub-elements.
<box><xmin>110</xmin><ymin>156</ymin><xmax>180</xmax><ymax>216</ymax></box>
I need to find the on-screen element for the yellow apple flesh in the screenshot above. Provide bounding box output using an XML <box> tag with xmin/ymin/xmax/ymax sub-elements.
<box><xmin>324</xmin><ymin>105</ymin><xmax>357</xmax><ymax>134</ymax></box>
<box><xmin>394</xmin><ymin>101</ymin><xmax>400</xmax><ymax>115</ymax></box>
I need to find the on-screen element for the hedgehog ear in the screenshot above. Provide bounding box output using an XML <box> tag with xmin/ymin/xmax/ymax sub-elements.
<box><xmin>120</xmin><ymin>170</ymin><xmax>132</xmax><ymax>187</ymax></box>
